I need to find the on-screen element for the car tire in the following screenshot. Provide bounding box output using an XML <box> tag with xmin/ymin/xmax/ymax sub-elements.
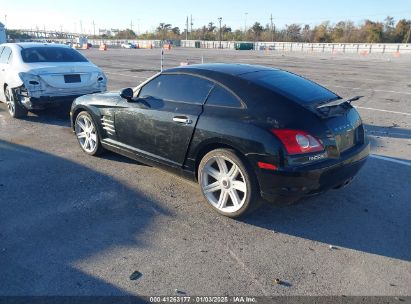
<box><xmin>4</xmin><ymin>86</ymin><xmax>28</xmax><ymax>118</ymax></box>
<box><xmin>198</xmin><ymin>148</ymin><xmax>259</xmax><ymax>218</ymax></box>
<box><xmin>74</xmin><ymin>111</ymin><xmax>105</xmax><ymax>156</ymax></box>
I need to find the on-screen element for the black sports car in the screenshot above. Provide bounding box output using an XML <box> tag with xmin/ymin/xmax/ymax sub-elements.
<box><xmin>70</xmin><ymin>64</ymin><xmax>369</xmax><ymax>217</ymax></box>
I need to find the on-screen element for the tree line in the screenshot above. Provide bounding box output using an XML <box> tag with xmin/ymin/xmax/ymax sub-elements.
<box><xmin>8</xmin><ymin>17</ymin><xmax>411</xmax><ymax>43</ymax></box>
<box><xmin>131</xmin><ymin>17</ymin><xmax>411</xmax><ymax>43</ymax></box>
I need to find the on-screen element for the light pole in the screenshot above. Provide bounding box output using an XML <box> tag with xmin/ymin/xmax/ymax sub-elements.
<box><xmin>244</xmin><ymin>12</ymin><xmax>248</xmax><ymax>33</ymax></box>
<box><xmin>4</xmin><ymin>14</ymin><xmax>7</xmax><ymax>27</ymax></box>
<box><xmin>270</xmin><ymin>14</ymin><xmax>274</xmax><ymax>42</ymax></box>
<box><xmin>218</xmin><ymin>17</ymin><xmax>222</xmax><ymax>49</ymax></box>
<box><xmin>186</xmin><ymin>16</ymin><xmax>189</xmax><ymax>41</ymax></box>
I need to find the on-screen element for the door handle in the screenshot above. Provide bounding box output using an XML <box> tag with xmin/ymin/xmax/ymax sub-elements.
<box><xmin>173</xmin><ymin>116</ymin><xmax>192</xmax><ymax>124</ymax></box>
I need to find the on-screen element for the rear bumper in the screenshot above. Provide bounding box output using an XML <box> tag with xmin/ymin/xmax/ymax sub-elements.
<box><xmin>257</xmin><ymin>141</ymin><xmax>370</xmax><ymax>203</ymax></box>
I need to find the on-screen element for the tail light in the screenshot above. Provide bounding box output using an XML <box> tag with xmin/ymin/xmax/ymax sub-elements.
<box><xmin>271</xmin><ymin>129</ymin><xmax>324</xmax><ymax>155</ymax></box>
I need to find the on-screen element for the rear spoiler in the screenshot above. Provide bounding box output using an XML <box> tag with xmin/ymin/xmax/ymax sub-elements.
<box><xmin>317</xmin><ymin>96</ymin><xmax>364</xmax><ymax>109</ymax></box>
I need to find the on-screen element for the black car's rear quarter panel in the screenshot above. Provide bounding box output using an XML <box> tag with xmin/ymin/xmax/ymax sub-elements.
<box><xmin>185</xmin><ymin>105</ymin><xmax>282</xmax><ymax>176</ymax></box>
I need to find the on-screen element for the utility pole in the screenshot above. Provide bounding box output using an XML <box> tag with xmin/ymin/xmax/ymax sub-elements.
<box><xmin>186</xmin><ymin>16</ymin><xmax>189</xmax><ymax>41</ymax></box>
<box><xmin>129</xmin><ymin>20</ymin><xmax>134</xmax><ymax>39</ymax></box>
<box><xmin>92</xmin><ymin>20</ymin><xmax>96</xmax><ymax>36</ymax></box>
<box><xmin>218</xmin><ymin>17</ymin><xmax>222</xmax><ymax>49</ymax></box>
<box><xmin>270</xmin><ymin>14</ymin><xmax>274</xmax><ymax>42</ymax></box>
<box><xmin>407</xmin><ymin>26</ymin><xmax>411</xmax><ymax>43</ymax></box>
<box><xmin>4</xmin><ymin>14</ymin><xmax>7</xmax><ymax>27</ymax></box>
<box><xmin>190</xmin><ymin>15</ymin><xmax>193</xmax><ymax>38</ymax></box>
<box><xmin>244</xmin><ymin>12</ymin><xmax>248</xmax><ymax>33</ymax></box>
<box><xmin>80</xmin><ymin>20</ymin><xmax>83</xmax><ymax>35</ymax></box>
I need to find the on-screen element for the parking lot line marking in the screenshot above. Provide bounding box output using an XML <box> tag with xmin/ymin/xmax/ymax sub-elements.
<box><xmin>366</xmin><ymin>130</ymin><xmax>411</xmax><ymax>137</ymax></box>
<box><xmin>307</xmin><ymin>75</ymin><xmax>402</xmax><ymax>84</ymax></box>
<box><xmin>355</xmin><ymin>106</ymin><xmax>411</xmax><ymax>116</ymax></box>
<box><xmin>328</xmin><ymin>85</ymin><xmax>411</xmax><ymax>96</ymax></box>
<box><xmin>370</xmin><ymin>154</ymin><xmax>411</xmax><ymax>167</ymax></box>
<box><xmin>104</xmin><ymin>72</ymin><xmax>152</xmax><ymax>79</ymax></box>
<box><xmin>228</xmin><ymin>248</ymin><xmax>269</xmax><ymax>296</ymax></box>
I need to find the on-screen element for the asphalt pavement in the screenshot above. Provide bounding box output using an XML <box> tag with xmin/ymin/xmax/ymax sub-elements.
<box><xmin>0</xmin><ymin>48</ymin><xmax>410</xmax><ymax>296</ymax></box>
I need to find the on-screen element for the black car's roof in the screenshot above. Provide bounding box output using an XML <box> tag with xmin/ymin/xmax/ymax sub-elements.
<box><xmin>165</xmin><ymin>63</ymin><xmax>278</xmax><ymax>77</ymax></box>
<box><xmin>164</xmin><ymin>63</ymin><xmax>337</xmax><ymax>107</ymax></box>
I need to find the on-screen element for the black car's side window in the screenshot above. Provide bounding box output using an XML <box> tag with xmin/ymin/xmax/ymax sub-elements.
<box><xmin>205</xmin><ymin>84</ymin><xmax>242</xmax><ymax>108</ymax></box>
<box><xmin>139</xmin><ymin>74</ymin><xmax>213</xmax><ymax>104</ymax></box>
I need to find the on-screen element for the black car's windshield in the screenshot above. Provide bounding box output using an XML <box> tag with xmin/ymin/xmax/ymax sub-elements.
<box><xmin>21</xmin><ymin>47</ymin><xmax>88</xmax><ymax>63</ymax></box>
<box><xmin>241</xmin><ymin>70</ymin><xmax>338</xmax><ymax>104</ymax></box>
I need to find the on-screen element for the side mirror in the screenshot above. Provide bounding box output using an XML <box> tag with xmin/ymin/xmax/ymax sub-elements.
<box><xmin>120</xmin><ymin>88</ymin><xmax>134</xmax><ymax>101</ymax></box>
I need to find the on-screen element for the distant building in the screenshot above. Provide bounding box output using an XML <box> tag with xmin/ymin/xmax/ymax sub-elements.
<box><xmin>98</xmin><ymin>28</ymin><xmax>121</xmax><ymax>37</ymax></box>
<box><xmin>99</xmin><ymin>29</ymin><xmax>111</xmax><ymax>36</ymax></box>
<box><xmin>0</xmin><ymin>22</ymin><xmax>6</xmax><ymax>44</ymax></box>
<box><xmin>110</xmin><ymin>29</ymin><xmax>119</xmax><ymax>37</ymax></box>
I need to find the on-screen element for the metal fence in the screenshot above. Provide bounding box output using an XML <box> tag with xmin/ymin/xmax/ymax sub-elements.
<box><xmin>179</xmin><ymin>40</ymin><xmax>411</xmax><ymax>54</ymax></box>
<box><xmin>29</xmin><ymin>37</ymin><xmax>411</xmax><ymax>54</ymax></box>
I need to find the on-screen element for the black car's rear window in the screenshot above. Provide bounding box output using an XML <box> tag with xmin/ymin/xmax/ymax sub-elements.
<box><xmin>21</xmin><ymin>47</ymin><xmax>88</xmax><ymax>63</ymax></box>
<box><xmin>241</xmin><ymin>70</ymin><xmax>338</xmax><ymax>104</ymax></box>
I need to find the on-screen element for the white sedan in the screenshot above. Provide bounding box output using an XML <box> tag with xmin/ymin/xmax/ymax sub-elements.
<box><xmin>0</xmin><ymin>42</ymin><xmax>107</xmax><ymax>118</ymax></box>
<box><xmin>121</xmin><ymin>43</ymin><xmax>136</xmax><ymax>49</ymax></box>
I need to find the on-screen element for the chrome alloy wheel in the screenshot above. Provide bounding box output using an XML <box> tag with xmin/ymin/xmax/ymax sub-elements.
<box><xmin>75</xmin><ymin>114</ymin><xmax>98</xmax><ymax>153</ymax></box>
<box><xmin>5</xmin><ymin>87</ymin><xmax>15</xmax><ymax>116</ymax></box>
<box><xmin>200</xmin><ymin>156</ymin><xmax>248</xmax><ymax>213</ymax></box>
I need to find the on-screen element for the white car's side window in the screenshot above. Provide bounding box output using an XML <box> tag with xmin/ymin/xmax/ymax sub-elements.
<box><xmin>0</xmin><ymin>46</ymin><xmax>12</xmax><ymax>64</ymax></box>
<box><xmin>7</xmin><ymin>51</ymin><xmax>12</xmax><ymax>64</ymax></box>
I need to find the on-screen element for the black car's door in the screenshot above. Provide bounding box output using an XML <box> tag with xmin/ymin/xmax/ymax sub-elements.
<box><xmin>114</xmin><ymin>73</ymin><xmax>214</xmax><ymax>167</ymax></box>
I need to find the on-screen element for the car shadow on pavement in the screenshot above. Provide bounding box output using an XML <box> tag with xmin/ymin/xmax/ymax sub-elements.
<box><xmin>21</xmin><ymin>106</ymin><xmax>72</xmax><ymax>128</ymax></box>
<box><xmin>243</xmin><ymin>156</ymin><xmax>411</xmax><ymax>262</ymax></box>
<box><xmin>0</xmin><ymin>139</ymin><xmax>169</xmax><ymax>296</ymax></box>
<box><xmin>100</xmin><ymin>152</ymin><xmax>150</xmax><ymax>166</ymax></box>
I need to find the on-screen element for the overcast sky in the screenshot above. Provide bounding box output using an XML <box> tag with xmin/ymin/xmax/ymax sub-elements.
<box><xmin>2</xmin><ymin>0</ymin><xmax>411</xmax><ymax>33</ymax></box>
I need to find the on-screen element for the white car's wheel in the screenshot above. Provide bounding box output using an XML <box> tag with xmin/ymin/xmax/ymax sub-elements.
<box><xmin>74</xmin><ymin>111</ymin><xmax>104</xmax><ymax>156</ymax></box>
<box><xmin>4</xmin><ymin>86</ymin><xmax>28</xmax><ymax>118</ymax></box>
<box><xmin>198</xmin><ymin>149</ymin><xmax>259</xmax><ymax>218</ymax></box>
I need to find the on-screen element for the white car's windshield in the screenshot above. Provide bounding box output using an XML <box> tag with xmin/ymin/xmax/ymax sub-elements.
<box><xmin>21</xmin><ymin>47</ymin><xmax>88</xmax><ymax>63</ymax></box>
